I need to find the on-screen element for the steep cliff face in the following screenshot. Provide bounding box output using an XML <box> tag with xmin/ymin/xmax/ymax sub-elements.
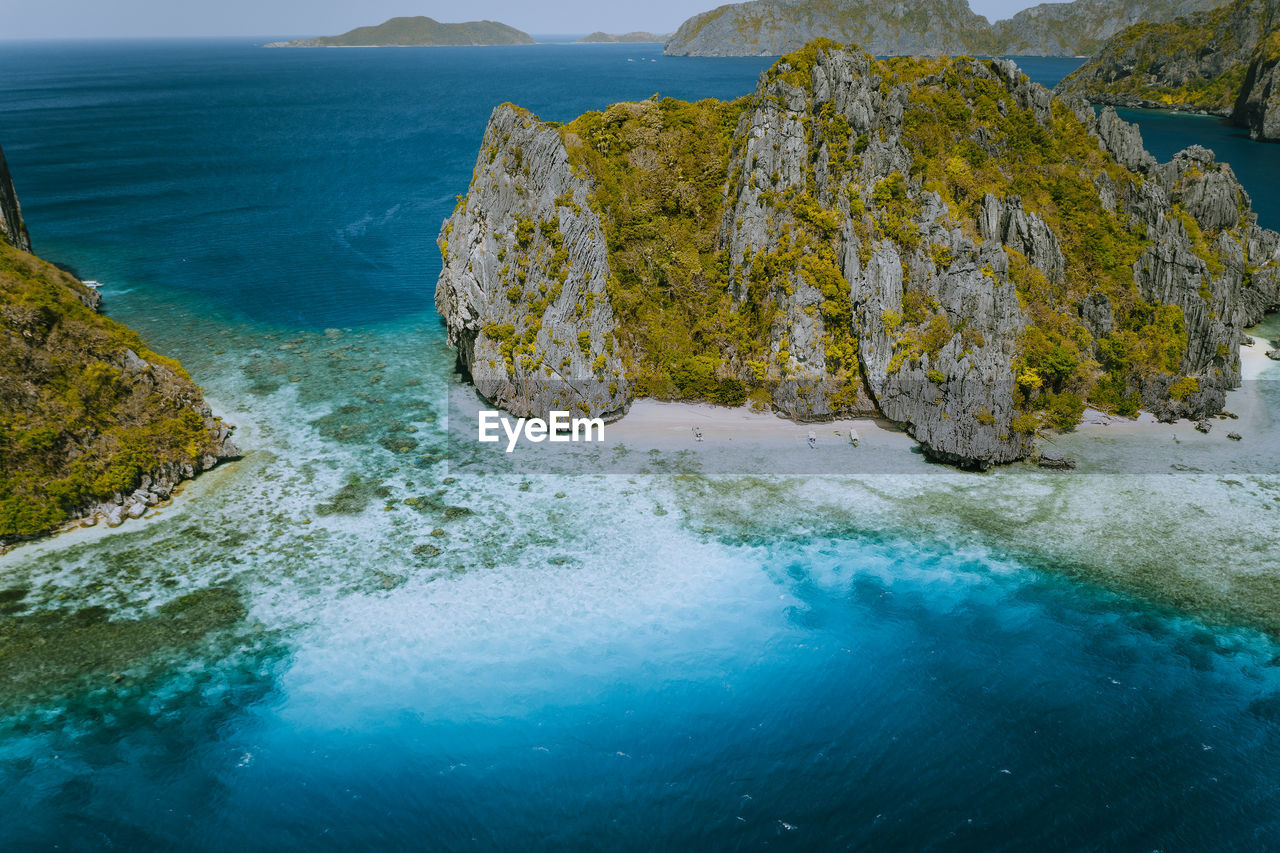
<box><xmin>662</xmin><ymin>0</ymin><xmax>1220</xmax><ymax>58</ymax></box>
<box><xmin>991</xmin><ymin>0</ymin><xmax>1222</xmax><ymax>56</ymax></box>
<box><xmin>663</xmin><ymin>0</ymin><xmax>993</xmax><ymax>58</ymax></box>
<box><xmin>1234</xmin><ymin>31</ymin><xmax>1280</xmax><ymax>139</ymax></box>
<box><xmin>0</xmin><ymin>144</ymin><xmax>31</xmax><ymax>254</ymax></box>
<box><xmin>437</xmin><ymin>43</ymin><xmax>1280</xmax><ymax>467</ymax></box>
<box><xmin>1116</xmin><ymin>142</ymin><xmax>1280</xmax><ymax>411</ymax></box>
<box><xmin>1057</xmin><ymin>0</ymin><xmax>1280</xmax><ymax>141</ymax></box>
<box><xmin>435</xmin><ymin>106</ymin><xmax>630</xmax><ymax>420</ymax></box>
<box><xmin>0</xmin><ymin>153</ymin><xmax>240</xmax><ymax>545</ymax></box>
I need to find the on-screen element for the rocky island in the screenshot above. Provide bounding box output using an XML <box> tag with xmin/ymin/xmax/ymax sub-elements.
<box><xmin>661</xmin><ymin>0</ymin><xmax>1221</xmax><ymax>57</ymax></box>
<box><xmin>266</xmin><ymin>17</ymin><xmax>535</xmax><ymax>48</ymax></box>
<box><xmin>578</xmin><ymin>32</ymin><xmax>669</xmax><ymax>43</ymax></box>
<box><xmin>436</xmin><ymin>41</ymin><xmax>1280</xmax><ymax>468</ymax></box>
<box><xmin>0</xmin><ymin>143</ymin><xmax>239</xmax><ymax>547</ymax></box>
<box><xmin>1056</xmin><ymin>0</ymin><xmax>1280</xmax><ymax>142</ymax></box>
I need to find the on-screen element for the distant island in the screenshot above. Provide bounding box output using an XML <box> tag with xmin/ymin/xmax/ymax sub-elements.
<box><xmin>1057</xmin><ymin>0</ymin><xmax>1279</xmax><ymax>142</ymax></box>
<box><xmin>577</xmin><ymin>32</ymin><xmax>668</xmax><ymax>43</ymax></box>
<box><xmin>266</xmin><ymin>16</ymin><xmax>535</xmax><ymax>48</ymax></box>
<box><xmin>661</xmin><ymin>0</ymin><xmax>1223</xmax><ymax>57</ymax></box>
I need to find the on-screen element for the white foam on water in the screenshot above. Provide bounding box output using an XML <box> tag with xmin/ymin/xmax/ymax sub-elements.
<box><xmin>273</xmin><ymin>487</ymin><xmax>789</xmax><ymax>726</ymax></box>
<box><xmin>4</xmin><ymin>301</ymin><xmax>1279</xmax><ymax>733</ymax></box>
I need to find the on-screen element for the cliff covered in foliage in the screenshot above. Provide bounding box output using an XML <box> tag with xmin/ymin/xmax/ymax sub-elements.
<box><xmin>661</xmin><ymin>0</ymin><xmax>1220</xmax><ymax>57</ymax></box>
<box><xmin>1056</xmin><ymin>0</ymin><xmax>1280</xmax><ymax>142</ymax></box>
<box><xmin>0</xmin><ymin>145</ymin><xmax>239</xmax><ymax>544</ymax></box>
<box><xmin>436</xmin><ymin>42</ymin><xmax>1280</xmax><ymax>467</ymax></box>
<box><xmin>0</xmin><ymin>146</ymin><xmax>29</xmax><ymax>254</ymax></box>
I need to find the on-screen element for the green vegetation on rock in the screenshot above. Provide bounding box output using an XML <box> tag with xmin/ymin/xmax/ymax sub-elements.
<box><xmin>0</xmin><ymin>242</ymin><xmax>231</xmax><ymax>541</ymax></box>
<box><xmin>662</xmin><ymin>0</ymin><xmax>1223</xmax><ymax>58</ymax></box>
<box><xmin>561</xmin><ymin>96</ymin><xmax>759</xmax><ymax>403</ymax></box>
<box><xmin>438</xmin><ymin>41</ymin><xmax>1280</xmax><ymax>465</ymax></box>
<box><xmin>1057</xmin><ymin>0</ymin><xmax>1280</xmax><ymax>141</ymax></box>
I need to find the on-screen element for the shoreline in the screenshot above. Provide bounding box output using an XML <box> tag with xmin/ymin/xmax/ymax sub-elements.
<box><xmin>0</xmin><ymin>395</ymin><xmax>259</xmax><ymax>564</ymax></box>
<box><xmin>263</xmin><ymin>42</ymin><xmax>538</xmax><ymax>49</ymax></box>
<box><xmin>6</xmin><ymin>334</ymin><xmax>1275</xmax><ymax>560</ymax></box>
<box><xmin>523</xmin><ymin>333</ymin><xmax>1278</xmax><ymax>469</ymax></box>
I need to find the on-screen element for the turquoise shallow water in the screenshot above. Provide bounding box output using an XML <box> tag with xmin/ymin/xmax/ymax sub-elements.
<box><xmin>2</xmin><ymin>40</ymin><xmax>1280</xmax><ymax>848</ymax></box>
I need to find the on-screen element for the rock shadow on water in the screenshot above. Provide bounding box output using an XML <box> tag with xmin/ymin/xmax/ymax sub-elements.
<box><xmin>314</xmin><ymin>473</ymin><xmax>385</xmax><ymax>516</ymax></box>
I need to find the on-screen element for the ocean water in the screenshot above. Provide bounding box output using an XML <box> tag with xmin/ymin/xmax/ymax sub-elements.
<box><xmin>2</xmin><ymin>40</ymin><xmax>1280</xmax><ymax>849</ymax></box>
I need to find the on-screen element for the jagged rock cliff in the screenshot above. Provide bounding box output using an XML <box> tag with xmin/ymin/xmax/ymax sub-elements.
<box><xmin>0</xmin><ymin>147</ymin><xmax>240</xmax><ymax>545</ymax></box>
<box><xmin>0</xmin><ymin>144</ymin><xmax>30</xmax><ymax>253</ymax></box>
<box><xmin>436</xmin><ymin>42</ymin><xmax>1280</xmax><ymax>467</ymax></box>
<box><xmin>1236</xmin><ymin>38</ymin><xmax>1280</xmax><ymax>138</ymax></box>
<box><xmin>1057</xmin><ymin>0</ymin><xmax>1280</xmax><ymax>141</ymax></box>
<box><xmin>435</xmin><ymin>106</ymin><xmax>631</xmax><ymax>420</ymax></box>
<box><xmin>662</xmin><ymin>0</ymin><xmax>1220</xmax><ymax>57</ymax></box>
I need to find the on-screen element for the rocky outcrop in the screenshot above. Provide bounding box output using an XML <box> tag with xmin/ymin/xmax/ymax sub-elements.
<box><xmin>1</xmin><ymin>159</ymin><xmax>240</xmax><ymax>546</ymax></box>
<box><xmin>662</xmin><ymin>0</ymin><xmax>1219</xmax><ymax>57</ymax></box>
<box><xmin>1085</xmin><ymin>111</ymin><xmax>1280</xmax><ymax>415</ymax></box>
<box><xmin>85</xmin><ymin>405</ymin><xmax>240</xmax><ymax>531</ymax></box>
<box><xmin>438</xmin><ymin>44</ymin><xmax>1280</xmax><ymax>467</ymax></box>
<box><xmin>1234</xmin><ymin>41</ymin><xmax>1280</xmax><ymax>139</ymax></box>
<box><xmin>992</xmin><ymin>0</ymin><xmax>1222</xmax><ymax>56</ymax></box>
<box><xmin>715</xmin><ymin>56</ymin><xmax>878</xmax><ymax>420</ymax></box>
<box><xmin>1057</xmin><ymin>0</ymin><xmax>1280</xmax><ymax>142</ymax></box>
<box><xmin>712</xmin><ymin>52</ymin><xmax>1046</xmax><ymax>462</ymax></box>
<box><xmin>435</xmin><ymin>105</ymin><xmax>630</xmax><ymax>420</ymax></box>
<box><xmin>0</xmin><ymin>143</ymin><xmax>31</xmax><ymax>253</ymax></box>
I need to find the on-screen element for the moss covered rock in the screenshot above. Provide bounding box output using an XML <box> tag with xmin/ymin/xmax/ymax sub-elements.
<box><xmin>437</xmin><ymin>42</ymin><xmax>1280</xmax><ymax>467</ymax></box>
<box><xmin>0</xmin><ymin>146</ymin><xmax>240</xmax><ymax>543</ymax></box>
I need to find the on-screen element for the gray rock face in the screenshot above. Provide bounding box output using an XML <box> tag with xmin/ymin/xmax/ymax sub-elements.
<box><xmin>435</xmin><ymin>106</ymin><xmax>630</xmax><ymax>421</ymax></box>
<box><xmin>1234</xmin><ymin>48</ymin><xmax>1280</xmax><ymax>140</ymax></box>
<box><xmin>979</xmin><ymin>193</ymin><xmax>1065</xmax><ymax>284</ymax></box>
<box><xmin>440</xmin><ymin>48</ymin><xmax>1280</xmax><ymax>467</ymax></box>
<box><xmin>715</xmin><ymin>51</ymin><xmax>1040</xmax><ymax>464</ymax></box>
<box><xmin>1092</xmin><ymin>107</ymin><xmax>1157</xmax><ymax>173</ymax></box>
<box><xmin>717</xmin><ymin>56</ymin><xmax>878</xmax><ymax>419</ymax></box>
<box><xmin>0</xmin><ymin>143</ymin><xmax>31</xmax><ymax>253</ymax></box>
<box><xmin>1037</xmin><ymin>448</ymin><xmax>1077</xmax><ymax>468</ymax></box>
<box><xmin>663</xmin><ymin>0</ymin><xmax>1220</xmax><ymax>58</ymax></box>
<box><xmin>1085</xmin><ymin>116</ymin><xmax>1280</xmax><ymax>416</ymax></box>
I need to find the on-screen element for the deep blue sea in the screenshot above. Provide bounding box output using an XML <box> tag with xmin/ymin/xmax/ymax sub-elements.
<box><xmin>2</xmin><ymin>40</ymin><xmax>1280</xmax><ymax>850</ymax></box>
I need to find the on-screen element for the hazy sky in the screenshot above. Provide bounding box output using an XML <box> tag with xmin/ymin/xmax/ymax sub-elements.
<box><xmin>4</xmin><ymin>0</ymin><xmax>1048</xmax><ymax>40</ymax></box>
